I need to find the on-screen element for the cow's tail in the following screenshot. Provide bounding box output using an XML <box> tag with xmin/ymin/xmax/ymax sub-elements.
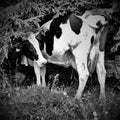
<box><xmin>88</xmin><ymin>46</ymin><xmax>99</xmax><ymax>74</ymax></box>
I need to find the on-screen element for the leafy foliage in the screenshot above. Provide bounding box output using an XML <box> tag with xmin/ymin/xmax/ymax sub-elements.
<box><xmin>106</xmin><ymin>56</ymin><xmax>120</xmax><ymax>79</ymax></box>
<box><xmin>114</xmin><ymin>27</ymin><xmax>120</xmax><ymax>40</ymax></box>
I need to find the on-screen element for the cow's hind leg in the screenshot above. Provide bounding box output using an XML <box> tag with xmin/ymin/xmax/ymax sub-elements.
<box><xmin>96</xmin><ymin>51</ymin><xmax>106</xmax><ymax>100</ymax></box>
<box><xmin>75</xmin><ymin>60</ymin><xmax>89</xmax><ymax>99</ymax></box>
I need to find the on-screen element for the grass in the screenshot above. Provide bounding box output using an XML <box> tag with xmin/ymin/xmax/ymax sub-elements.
<box><xmin>0</xmin><ymin>84</ymin><xmax>120</xmax><ymax>120</ymax></box>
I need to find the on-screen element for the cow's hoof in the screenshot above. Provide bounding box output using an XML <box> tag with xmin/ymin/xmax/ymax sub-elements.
<box><xmin>75</xmin><ymin>94</ymin><xmax>81</xmax><ymax>99</ymax></box>
<box><xmin>37</xmin><ymin>83</ymin><xmax>42</xmax><ymax>86</ymax></box>
<box><xmin>99</xmin><ymin>95</ymin><xmax>106</xmax><ymax>105</ymax></box>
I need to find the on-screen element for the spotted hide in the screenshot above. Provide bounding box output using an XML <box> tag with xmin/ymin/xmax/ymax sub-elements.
<box><xmin>21</xmin><ymin>12</ymin><xmax>109</xmax><ymax>99</ymax></box>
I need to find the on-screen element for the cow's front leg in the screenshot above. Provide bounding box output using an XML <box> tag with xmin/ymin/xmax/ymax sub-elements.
<box><xmin>33</xmin><ymin>61</ymin><xmax>41</xmax><ymax>86</ymax></box>
<box><xmin>40</xmin><ymin>66</ymin><xmax>46</xmax><ymax>87</ymax></box>
<box><xmin>75</xmin><ymin>60</ymin><xmax>89</xmax><ymax>99</ymax></box>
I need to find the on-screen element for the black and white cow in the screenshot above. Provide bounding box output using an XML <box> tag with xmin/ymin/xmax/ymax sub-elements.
<box><xmin>18</xmin><ymin>10</ymin><xmax>109</xmax><ymax>99</ymax></box>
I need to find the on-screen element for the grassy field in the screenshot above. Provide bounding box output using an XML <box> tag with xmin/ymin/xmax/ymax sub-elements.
<box><xmin>0</xmin><ymin>83</ymin><xmax>120</xmax><ymax>120</ymax></box>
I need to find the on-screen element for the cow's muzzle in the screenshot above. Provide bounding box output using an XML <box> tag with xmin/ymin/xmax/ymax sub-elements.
<box><xmin>36</xmin><ymin>59</ymin><xmax>47</xmax><ymax>67</ymax></box>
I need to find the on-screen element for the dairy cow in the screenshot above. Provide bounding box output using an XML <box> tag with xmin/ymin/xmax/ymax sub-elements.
<box><xmin>20</xmin><ymin>11</ymin><xmax>109</xmax><ymax>99</ymax></box>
